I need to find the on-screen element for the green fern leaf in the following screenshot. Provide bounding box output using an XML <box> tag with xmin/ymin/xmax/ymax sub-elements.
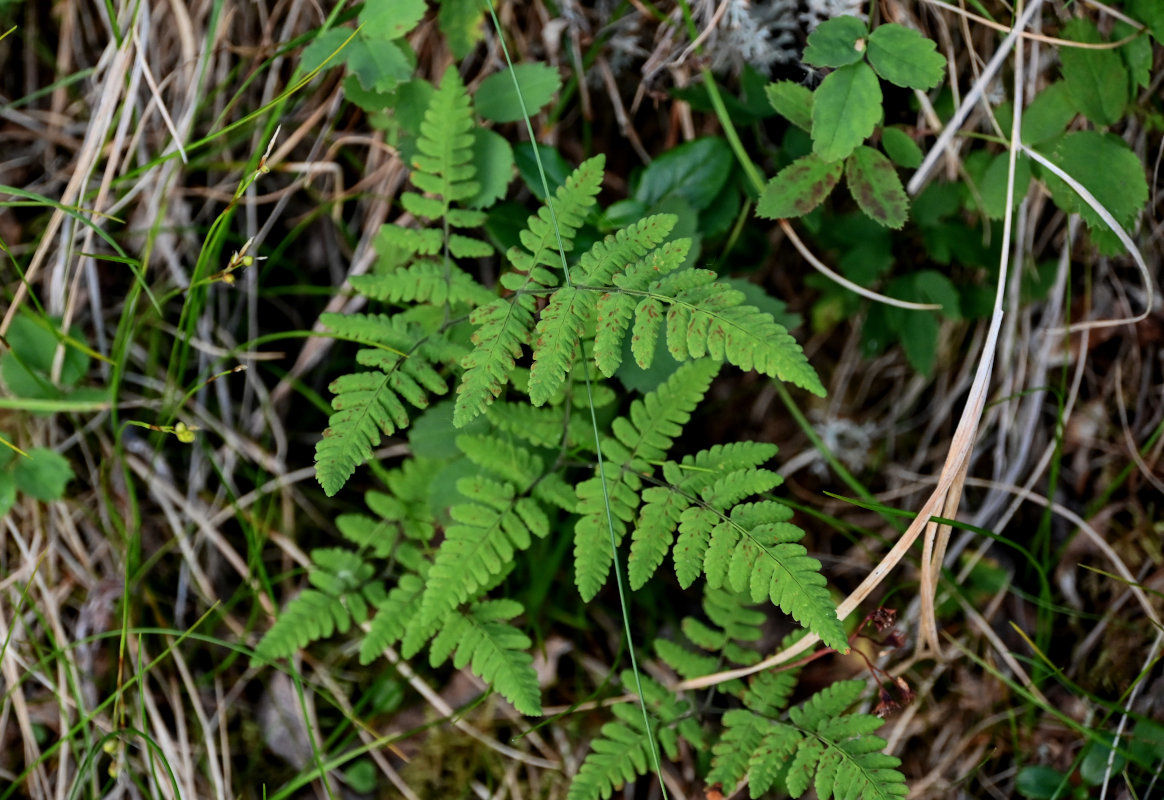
<box><xmin>314</xmin><ymin>314</ymin><xmax>449</xmax><ymax>495</ymax></box>
<box><xmin>710</xmin><ymin>708</ymin><xmax>772</xmax><ymax>789</ymax></box>
<box><xmin>252</xmin><ymin>548</ymin><xmax>383</xmax><ymax>664</ymax></box>
<box><xmin>568</xmin><ymin>706</ymin><xmax>654</xmax><ymax>800</ymax></box>
<box><xmin>350</xmin><ymin>263</ymin><xmax>494</xmax><ymax>308</ymax></box>
<box><xmin>456</xmin><ymin>433</ymin><xmax>544</xmax><ymax>486</ymax></box>
<box><xmin>623</xmin><ymin>267</ymin><xmax>826</xmax><ymax>396</ymax></box>
<box><xmin>573</xmin><ymin>359</ymin><xmax>720</xmax><ymax>600</ymax></box>
<box><xmin>455</xmin><ymin>156</ymin><xmax>604</xmax><ymax>426</ymax></box>
<box><xmin>411</xmin><ymin>65</ymin><xmax>478</xmax><ymax>207</ymax></box>
<box><xmin>413</xmin><ymin>476</ymin><xmax>549</xmax><ymax>648</ymax></box>
<box><xmin>528</xmin><ymin>214</ymin><xmax>677</xmax><ymax>404</ymax></box>
<box><xmin>427</xmin><ymin>599</ymin><xmax>541</xmax><ymax>715</ymax></box>
<box><xmin>508</xmin><ymin>154</ymin><xmax>604</xmax><ymax>275</ymax></box>
<box><xmin>717</xmin><ymin>680</ymin><xmax>907</xmax><ymax>800</ymax></box>
<box><xmin>593</xmin><ymin>239</ymin><xmax>691</xmax><ymax>376</ymax></box>
<box><xmin>252</xmin><ymin>588</ymin><xmax>350</xmax><ymax>664</ymax></box>
<box><xmin>358</xmin><ymin>572</ymin><xmax>425</xmax><ymax>664</ymax></box>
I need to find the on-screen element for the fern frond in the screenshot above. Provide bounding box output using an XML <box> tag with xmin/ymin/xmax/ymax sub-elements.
<box><xmin>711</xmin><ymin>680</ymin><xmax>907</xmax><ymax>800</ymax></box>
<box><xmin>428</xmin><ymin>599</ymin><xmax>541</xmax><ymax>715</ymax></box>
<box><xmin>411</xmin><ymin>65</ymin><xmax>478</xmax><ymax>208</ymax></box>
<box><xmin>252</xmin><ymin>548</ymin><xmax>382</xmax><ymax>664</ymax></box>
<box><xmin>366</xmin><ymin>458</ymin><xmax>443</xmax><ymax>544</ymax></box>
<box><xmin>569</xmin><ymin>672</ymin><xmax>698</xmax><ymax>800</ymax></box>
<box><xmin>359</xmin><ymin>572</ymin><xmax>425</xmax><ymax>664</ymax></box>
<box><xmin>315</xmin><ymin>314</ymin><xmax>449</xmax><ymax>495</ymax></box>
<box><xmin>350</xmin><ymin>263</ymin><xmax>494</xmax><ymax>309</ymax></box>
<box><xmin>413</xmin><ymin>476</ymin><xmax>549</xmax><ymax>648</ymax></box>
<box><xmin>454</xmin><ymin>156</ymin><xmax>604</xmax><ymax>427</ymax></box>
<box><xmin>508</xmin><ymin>154</ymin><xmax>605</xmax><ymax>275</ymax></box>
<box><xmin>573</xmin><ymin>359</ymin><xmax>720</xmax><ymax>600</ymax></box>
<box><xmin>528</xmin><ymin>214</ymin><xmax>677</xmax><ymax>405</ymax></box>
<box><xmin>567</xmin><ymin>703</ymin><xmax>655</xmax><ymax>800</ymax></box>
<box><xmin>628</xmin><ymin>442</ymin><xmax>778</xmax><ymax>588</ymax></box>
<box><xmin>624</xmin><ymin>267</ymin><xmax>827</xmax><ymax>395</ymax></box>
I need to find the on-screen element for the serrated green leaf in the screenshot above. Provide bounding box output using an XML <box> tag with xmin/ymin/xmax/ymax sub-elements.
<box><xmin>1116</xmin><ymin>21</ymin><xmax>1152</xmax><ymax>89</ymax></box>
<box><xmin>802</xmin><ymin>16</ymin><xmax>868</xmax><ymax>68</ymax></box>
<box><xmin>1020</xmin><ymin>81</ymin><xmax>1075</xmax><ymax>145</ymax></box>
<box><xmin>359</xmin><ymin>0</ymin><xmax>427</xmax><ymax>40</ymax></box>
<box><xmin>1043</xmin><ymin>130</ymin><xmax>1148</xmax><ymax>230</ymax></box>
<box><xmin>1128</xmin><ymin>0</ymin><xmax>1164</xmax><ymax>42</ymax></box>
<box><xmin>757</xmin><ymin>154</ymin><xmax>843</xmax><ymax>219</ymax></box>
<box><xmin>811</xmin><ymin>62</ymin><xmax>881</xmax><ymax>163</ymax></box>
<box><xmin>765</xmin><ymin>81</ymin><xmax>814</xmax><ymax>132</ymax></box>
<box><xmin>845</xmin><ymin>146</ymin><xmax>908</xmax><ymax>229</ymax></box>
<box><xmin>1059</xmin><ymin>19</ymin><xmax>1128</xmax><ymax>127</ymax></box>
<box><xmin>879</xmin><ymin>127</ymin><xmax>922</xmax><ymax>168</ymax></box>
<box><xmin>866</xmin><ymin>23</ymin><xmax>946</xmax><ymax>90</ymax></box>
<box><xmin>475</xmin><ymin>63</ymin><xmax>562</xmax><ymax>123</ymax></box>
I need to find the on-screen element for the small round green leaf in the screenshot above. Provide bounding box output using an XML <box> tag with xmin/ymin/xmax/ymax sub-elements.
<box><xmin>802</xmin><ymin>15</ymin><xmax>869</xmax><ymax>68</ymax></box>
<box><xmin>866</xmin><ymin>24</ymin><xmax>947</xmax><ymax>90</ymax></box>
<box><xmin>1015</xmin><ymin>765</ymin><xmax>1072</xmax><ymax>799</ymax></box>
<box><xmin>844</xmin><ymin>146</ymin><xmax>908</xmax><ymax>229</ymax></box>
<box><xmin>880</xmin><ymin>126</ymin><xmax>922</xmax><ymax>168</ymax></box>
<box><xmin>811</xmin><ymin>62</ymin><xmax>882</xmax><ymax>163</ymax></box>
<box><xmin>12</xmin><ymin>448</ymin><xmax>73</xmax><ymax>501</ymax></box>
<box><xmin>475</xmin><ymin>63</ymin><xmax>562</xmax><ymax>123</ymax></box>
<box><xmin>756</xmin><ymin>154</ymin><xmax>843</xmax><ymax>219</ymax></box>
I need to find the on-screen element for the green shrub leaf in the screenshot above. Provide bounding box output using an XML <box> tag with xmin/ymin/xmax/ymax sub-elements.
<box><xmin>845</xmin><ymin>146</ymin><xmax>908</xmax><ymax>229</ymax></box>
<box><xmin>12</xmin><ymin>448</ymin><xmax>72</xmax><ymax>501</ymax></box>
<box><xmin>359</xmin><ymin>0</ymin><xmax>427</xmax><ymax>40</ymax></box>
<box><xmin>802</xmin><ymin>16</ymin><xmax>868</xmax><ymax>68</ymax></box>
<box><xmin>879</xmin><ymin>127</ymin><xmax>922</xmax><ymax>168</ymax></box>
<box><xmin>1059</xmin><ymin>19</ymin><xmax>1128</xmax><ymax>126</ymax></box>
<box><xmin>1043</xmin><ymin>130</ymin><xmax>1148</xmax><ymax>230</ymax></box>
<box><xmin>757</xmin><ymin>154</ymin><xmax>843</xmax><ymax>219</ymax></box>
<box><xmin>765</xmin><ymin>81</ymin><xmax>814</xmax><ymax>132</ymax></box>
<box><xmin>866</xmin><ymin>23</ymin><xmax>946</xmax><ymax>90</ymax></box>
<box><xmin>634</xmin><ymin>137</ymin><xmax>733</xmax><ymax>211</ymax></box>
<box><xmin>475</xmin><ymin>63</ymin><xmax>562</xmax><ymax>122</ymax></box>
<box><xmin>1020</xmin><ymin>81</ymin><xmax>1075</xmax><ymax>145</ymax></box>
<box><xmin>811</xmin><ymin>62</ymin><xmax>881</xmax><ymax>163</ymax></box>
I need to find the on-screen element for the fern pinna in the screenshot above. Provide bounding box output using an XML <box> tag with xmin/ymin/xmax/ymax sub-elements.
<box><xmin>253</xmin><ymin>61</ymin><xmax>906</xmax><ymax>798</ymax></box>
<box><xmin>570</xmin><ymin>588</ymin><xmax>906</xmax><ymax>800</ymax></box>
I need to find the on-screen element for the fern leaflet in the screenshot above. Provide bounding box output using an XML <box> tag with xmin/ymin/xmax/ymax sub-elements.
<box><xmin>710</xmin><ymin>680</ymin><xmax>907</xmax><ymax>800</ymax></box>
<box><xmin>568</xmin><ymin>673</ymin><xmax>698</xmax><ymax>800</ymax></box>
<box><xmin>454</xmin><ymin>155</ymin><xmax>604</xmax><ymax>427</ymax></box>
<box><xmin>252</xmin><ymin>548</ymin><xmax>384</xmax><ymax>664</ymax></box>
<box><xmin>428</xmin><ymin>599</ymin><xmax>542</xmax><ymax>715</ymax></box>
<box><xmin>573</xmin><ymin>358</ymin><xmax>720</xmax><ymax>600</ymax></box>
<box><xmin>412</xmin><ymin>436</ymin><xmax>551</xmax><ymax>647</ymax></box>
<box><xmin>314</xmin><ymin>313</ymin><xmax>448</xmax><ymax>495</ymax></box>
<box><xmin>528</xmin><ymin>213</ymin><xmax>678</xmax><ymax>404</ymax></box>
